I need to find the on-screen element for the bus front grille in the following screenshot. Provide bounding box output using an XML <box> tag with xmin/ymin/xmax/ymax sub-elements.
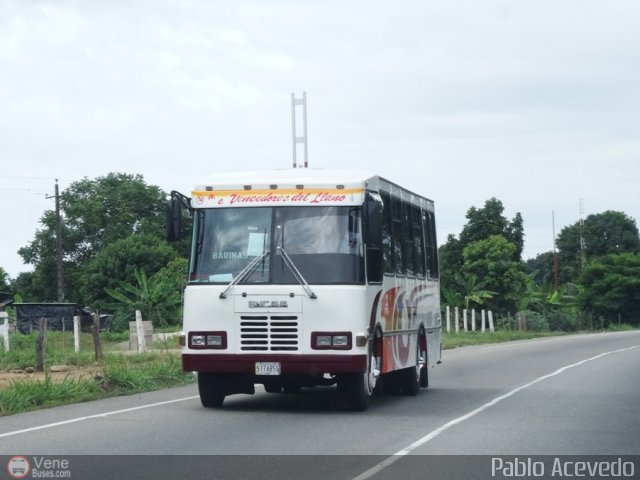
<box><xmin>239</xmin><ymin>315</ymin><xmax>299</xmax><ymax>351</ymax></box>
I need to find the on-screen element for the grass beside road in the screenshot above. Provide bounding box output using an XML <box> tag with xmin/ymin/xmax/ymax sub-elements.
<box><xmin>442</xmin><ymin>324</ymin><xmax>637</xmax><ymax>349</ymax></box>
<box><xmin>0</xmin><ymin>331</ymin><xmax>194</xmax><ymax>416</ymax></box>
<box><xmin>442</xmin><ymin>330</ymin><xmax>566</xmax><ymax>349</ymax></box>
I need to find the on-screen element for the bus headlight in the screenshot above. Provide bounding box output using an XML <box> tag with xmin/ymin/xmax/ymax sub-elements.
<box><xmin>188</xmin><ymin>331</ymin><xmax>227</xmax><ymax>349</ymax></box>
<box><xmin>312</xmin><ymin>332</ymin><xmax>352</xmax><ymax>350</ymax></box>
<box><xmin>332</xmin><ymin>335</ymin><xmax>349</xmax><ymax>347</ymax></box>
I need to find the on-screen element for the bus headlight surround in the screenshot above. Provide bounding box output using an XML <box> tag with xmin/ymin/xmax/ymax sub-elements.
<box><xmin>312</xmin><ymin>332</ymin><xmax>352</xmax><ymax>350</ymax></box>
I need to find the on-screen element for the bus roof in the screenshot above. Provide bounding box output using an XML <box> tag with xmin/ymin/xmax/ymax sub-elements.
<box><xmin>191</xmin><ymin>168</ymin><xmax>434</xmax><ymax>209</ymax></box>
<box><xmin>194</xmin><ymin>168</ymin><xmax>377</xmax><ymax>191</ymax></box>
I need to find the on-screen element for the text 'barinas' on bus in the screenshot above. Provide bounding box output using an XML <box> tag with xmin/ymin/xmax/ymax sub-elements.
<box><xmin>166</xmin><ymin>169</ymin><xmax>442</xmax><ymax>411</ymax></box>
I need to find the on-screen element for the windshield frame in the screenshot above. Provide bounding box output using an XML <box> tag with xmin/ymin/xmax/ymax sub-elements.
<box><xmin>188</xmin><ymin>205</ymin><xmax>365</xmax><ymax>286</ymax></box>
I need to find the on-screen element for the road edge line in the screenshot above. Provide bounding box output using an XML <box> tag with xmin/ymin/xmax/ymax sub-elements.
<box><xmin>0</xmin><ymin>395</ymin><xmax>200</xmax><ymax>439</ymax></box>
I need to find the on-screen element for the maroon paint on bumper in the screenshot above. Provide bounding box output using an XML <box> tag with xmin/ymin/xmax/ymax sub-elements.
<box><xmin>182</xmin><ymin>353</ymin><xmax>367</xmax><ymax>374</ymax></box>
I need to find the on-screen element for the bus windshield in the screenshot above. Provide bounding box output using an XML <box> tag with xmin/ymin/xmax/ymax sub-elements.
<box><xmin>189</xmin><ymin>206</ymin><xmax>364</xmax><ymax>285</ymax></box>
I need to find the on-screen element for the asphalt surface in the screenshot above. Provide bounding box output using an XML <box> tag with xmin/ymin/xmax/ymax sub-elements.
<box><xmin>1</xmin><ymin>330</ymin><xmax>638</xmax><ymax>479</ymax></box>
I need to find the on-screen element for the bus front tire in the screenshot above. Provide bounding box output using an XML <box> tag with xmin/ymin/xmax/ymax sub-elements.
<box><xmin>340</xmin><ymin>350</ymin><xmax>377</xmax><ymax>411</ymax></box>
<box><xmin>198</xmin><ymin>372</ymin><xmax>225</xmax><ymax>408</ymax></box>
<box><xmin>340</xmin><ymin>373</ymin><xmax>371</xmax><ymax>411</ymax></box>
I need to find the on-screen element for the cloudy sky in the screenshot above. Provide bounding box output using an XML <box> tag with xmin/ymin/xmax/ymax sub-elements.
<box><xmin>1</xmin><ymin>0</ymin><xmax>639</xmax><ymax>278</ymax></box>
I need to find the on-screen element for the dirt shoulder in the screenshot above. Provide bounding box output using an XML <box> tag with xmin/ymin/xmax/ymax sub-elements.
<box><xmin>0</xmin><ymin>365</ymin><xmax>101</xmax><ymax>389</ymax></box>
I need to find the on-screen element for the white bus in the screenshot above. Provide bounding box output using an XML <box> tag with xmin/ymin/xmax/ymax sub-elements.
<box><xmin>167</xmin><ymin>169</ymin><xmax>442</xmax><ymax>411</ymax></box>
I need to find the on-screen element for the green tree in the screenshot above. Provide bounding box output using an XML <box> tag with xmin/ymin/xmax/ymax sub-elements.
<box><xmin>459</xmin><ymin>197</ymin><xmax>524</xmax><ymax>261</ymax></box>
<box><xmin>461</xmin><ymin>235</ymin><xmax>527</xmax><ymax>314</ymax></box>
<box><xmin>578</xmin><ymin>253</ymin><xmax>640</xmax><ymax>327</ymax></box>
<box><xmin>17</xmin><ymin>173</ymin><xmax>179</xmax><ymax>303</ymax></box>
<box><xmin>61</xmin><ymin>173</ymin><xmax>166</xmax><ymax>263</ymax></box>
<box><xmin>78</xmin><ymin>234</ymin><xmax>181</xmax><ymax>310</ymax></box>
<box><xmin>556</xmin><ymin>211</ymin><xmax>640</xmax><ymax>284</ymax></box>
<box><xmin>0</xmin><ymin>267</ymin><xmax>10</xmax><ymax>295</ymax></box>
<box><xmin>525</xmin><ymin>251</ymin><xmax>555</xmax><ymax>288</ymax></box>
<box><xmin>438</xmin><ymin>234</ymin><xmax>464</xmax><ymax>306</ymax></box>
<box><xmin>439</xmin><ymin>198</ymin><xmax>524</xmax><ymax>311</ymax></box>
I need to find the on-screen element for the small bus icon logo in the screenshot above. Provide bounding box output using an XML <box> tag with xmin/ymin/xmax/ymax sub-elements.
<box><xmin>7</xmin><ymin>456</ymin><xmax>30</xmax><ymax>479</ymax></box>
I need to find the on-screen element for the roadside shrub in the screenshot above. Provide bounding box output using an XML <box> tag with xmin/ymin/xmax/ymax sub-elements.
<box><xmin>547</xmin><ymin>310</ymin><xmax>577</xmax><ymax>332</ymax></box>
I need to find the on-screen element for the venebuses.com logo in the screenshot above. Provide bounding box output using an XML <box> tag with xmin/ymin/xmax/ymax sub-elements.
<box><xmin>6</xmin><ymin>456</ymin><xmax>72</xmax><ymax>479</ymax></box>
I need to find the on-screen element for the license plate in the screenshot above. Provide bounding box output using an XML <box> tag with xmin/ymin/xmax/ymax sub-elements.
<box><xmin>255</xmin><ymin>362</ymin><xmax>281</xmax><ymax>376</ymax></box>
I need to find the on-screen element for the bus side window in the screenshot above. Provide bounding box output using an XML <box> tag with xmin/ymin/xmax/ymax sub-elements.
<box><xmin>380</xmin><ymin>192</ymin><xmax>394</xmax><ymax>275</ymax></box>
<box><xmin>424</xmin><ymin>210</ymin><xmax>438</xmax><ymax>279</ymax></box>
<box><xmin>391</xmin><ymin>194</ymin><xmax>404</xmax><ymax>276</ymax></box>
<box><xmin>413</xmin><ymin>206</ymin><xmax>425</xmax><ymax>277</ymax></box>
<box><xmin>402</xmin><ymin>199</ymin><xmax>414</xmax><ymax>276</ymax></box>
<box><xmin>428</xmin><ymin>210</ymin><xmax>439</xmax><ymax>278</ymax></box>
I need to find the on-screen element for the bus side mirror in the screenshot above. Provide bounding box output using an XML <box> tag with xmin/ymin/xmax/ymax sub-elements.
<box><xmin>165</xmin><ymin>191</ymin><xmax>191</xmax><ymax>242</ymax></box>
<box><xmin>165</xmin><ymin>197</ymin><xmax>182</xmax><ymax>242</ymax></box>
<box><xmin>365</xmin><ymin>193</ymin><xmax>383</xmax><ymax>283</ymax></box>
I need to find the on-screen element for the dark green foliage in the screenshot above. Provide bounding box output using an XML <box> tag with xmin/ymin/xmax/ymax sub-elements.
<box><xmin>556</xmin><ymin>211</ymin><xmax>640</xmax><ymax>284</ymax></box>
<box><xmin>459</xmin><ymin>198</ymin><xmax>524</xmax><ymax>261</ymax></box>
<box><xmin>78</xmin><ymin>234</ymin><xmax>179</xmax><ymax>309</ymax></box>
<box><xmin>525</xmin><ymin>251</ymin><xmax>555</xmax><ymax>287</ymax></box>
<box><xmin>546</xmin><ymin>309</ymin><xmax>577</xmax><ymax>332</ymax></box>
<box><xmin>439</xmin><ymin>198</ymin><xmax>525</xmax><ymax>316</ymax></box>
<box><xmin>461</xmin><ymin>235</ymin><xmax>527</xmax><ymax>314</ymax></box>
<box><xmin>578</xmin><ymin>253</ymin><xmax>640</xmax><ymax>326</ymax></box>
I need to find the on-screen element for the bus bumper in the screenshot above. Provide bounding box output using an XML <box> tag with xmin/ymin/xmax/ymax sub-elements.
<box><xmin>182</xmin><ymin>353</ymin><xmax>367</xmax><ymax>375</ymax></box>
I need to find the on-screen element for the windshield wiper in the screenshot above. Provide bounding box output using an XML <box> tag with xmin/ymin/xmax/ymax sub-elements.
<box><xmin>219</xmin><ymin>250</ymin><xmax>270</xmax><ymax>299</ymax></box>
<box><xmin>278</xmin><ymin>247</ymin><xmax>317</xmax><ymax>299</ymax></box>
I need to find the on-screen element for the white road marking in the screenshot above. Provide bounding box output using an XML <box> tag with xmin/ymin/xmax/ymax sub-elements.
<box><xmin>352</xmin><ymin>345</ymin><xmax>638</xmax><ymax>480</ymax></box>
<box><xmin>0</xmin><ymin>395</ymin><xmax>200</xmax><ymax>439</ymax></box>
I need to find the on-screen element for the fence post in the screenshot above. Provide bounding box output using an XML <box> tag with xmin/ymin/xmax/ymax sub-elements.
<box><xmin>135</xmin><ymin>310</ymin><xmax>146</xmax><ymax>353</ymax></box>
<box><xmin>454</xmin><ymin>307</ymin><xmax>459</xmax><ymax>334</ymax></box>
<box><xmin>36</xmin><ymin>318</ymin><xmax>47</xmax><ymax>372</ymax></box>
<box><xmin>488</xmin><ymin>310</ymin><xmax>495</xmax><ymax>332</ymax></box>
<box><xmin>73</xmin><ymin>315</ymin><xmax>80</xmax><ymax>353</ymax></box>
<box><xmin>463</xmin><ymin>309</ymin><xmax>468</xmax><ymax>332</ymax></box>
<box><xmin>0</xmin><ymin>312</ymin><xmax>9</xmax><ymax>352</ymax></box>
<box><xmin>446</xmin><ymin>305</ymin><xmax>451</xmax><ymax>333</ymax></box>
<box><xmin>92</xmin><ymin>312</ymin><xmax>102</xmax><ymax>361</ymax></box>
<box><xmin>481</xmin><ymin>309</ymin><xmax>486</xmax><ymax>333</ymax></box>
<box><xmin>471</xmin><ymin>309</ymin><xmax>476</xmax><ymax>332</ymax></box>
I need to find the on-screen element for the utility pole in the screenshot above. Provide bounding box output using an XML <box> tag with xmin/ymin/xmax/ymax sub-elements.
<box><xmin>579</xmin><ymin>198</ymin><xmax>586</xmax><ymax>270</ymax></box>
<box><xmin>552</xmin><ymin>210</ymin><xmax>559</xmax><ymax>290</ymax></box>
<box><xmin>46</xmin><ymin>180</ymin><xmax>65</xmax><ymax>302</ymax></box>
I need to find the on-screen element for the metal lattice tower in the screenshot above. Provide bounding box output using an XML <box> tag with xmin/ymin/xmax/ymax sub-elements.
<box><xmin>291</xmin><ymin>92</ymin><xmax>308</xmax><ymax>168</ymax></box>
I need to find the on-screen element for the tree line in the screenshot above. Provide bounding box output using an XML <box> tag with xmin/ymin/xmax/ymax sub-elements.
<box><xmin>1</xmin><ymin>173</ymin><xmax>639</xmax><ymax>331</ymax></box>
<box><xmin>440</xmin><ymin>198</ymin><xmax>640</xmax><ymax>330</ymax></box>
<box><xmin>1</xmin><ymin>173</ymin><xmax>190</xmax><ymax>331</ymax></box>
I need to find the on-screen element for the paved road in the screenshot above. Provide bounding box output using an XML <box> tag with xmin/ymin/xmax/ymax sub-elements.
<box><xmin>1</xmin><ymin>331</ymin><xmax>638</xmax><ymax>479</ymax></box>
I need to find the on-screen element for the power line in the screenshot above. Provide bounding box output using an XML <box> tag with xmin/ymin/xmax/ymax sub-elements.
<box><xmin>0</xmin><ymin>176</ymin><xmax>72</xmax><ymax>182</ymax></box>
<box><xmin>0</xmin><ymin>191</ymin><xmax>49</xmax><ymax>196</ymax></box>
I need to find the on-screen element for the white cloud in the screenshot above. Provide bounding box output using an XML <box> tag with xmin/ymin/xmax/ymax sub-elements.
<box><xmin>0</xmin><ymin>0</ymin><xmax>639</xmax><ymax>277</ymax></box>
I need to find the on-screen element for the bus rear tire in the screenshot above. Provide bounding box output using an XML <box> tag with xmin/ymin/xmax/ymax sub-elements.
<box><xmin>419</xmin><ymin>363</ymin><xmax>429</xmax><ymax>388</ymax></box>
<box><xmin>401</xmin><ymin>346</ymin><xmax>421</xmax><ymax>396</ymax></box>
<box><xmin>263</xmin><ymin>380</ymin><xmax>282</xmax><ymax>393</ymax></box>
<box><xmin>198</xmin><ymin>373</ymin><xmax>225</xmax><ymax>408</ymax></box>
